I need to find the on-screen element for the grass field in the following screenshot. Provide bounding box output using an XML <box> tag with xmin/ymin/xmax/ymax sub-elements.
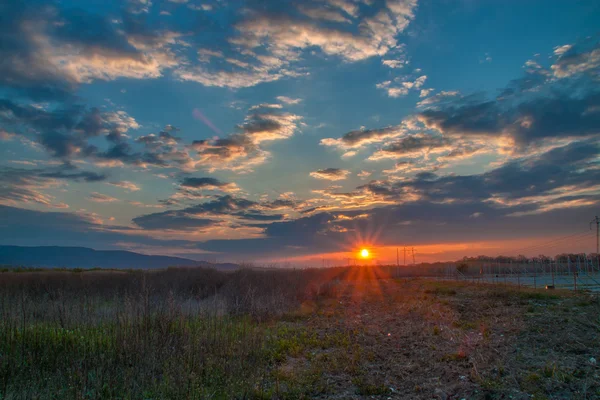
<box><xmin>0</xmin><ymin>266</ymin><xmax>599</xmax><ymax>399</ymax></box>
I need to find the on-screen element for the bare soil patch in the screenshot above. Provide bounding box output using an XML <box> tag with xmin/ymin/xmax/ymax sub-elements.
<box><xmin>270</xmin><ymin>279</ymin><xmax>600</xmax><ymax>399</ymax></box>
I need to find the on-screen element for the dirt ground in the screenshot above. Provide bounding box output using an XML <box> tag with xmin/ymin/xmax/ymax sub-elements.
<box><xmin>270</xmin><ymin>278</ymin><xmax>600</xmax><ymax>399</ymax></box>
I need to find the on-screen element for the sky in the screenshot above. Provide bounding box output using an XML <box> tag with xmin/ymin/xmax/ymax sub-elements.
<box><xmin>1</xmin><ymin>0</ymin><xmax>599</xmax><ymax>265</ymax></box>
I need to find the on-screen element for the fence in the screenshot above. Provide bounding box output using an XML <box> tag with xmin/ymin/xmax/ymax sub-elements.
<box><xmin>442</xmin><ymin>255</ymin><xmax>600</xmax><ymax>292</ymax></box>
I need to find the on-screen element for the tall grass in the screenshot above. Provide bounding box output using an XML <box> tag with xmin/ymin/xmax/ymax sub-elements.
<box><xmin>0</xmin><ymin>264</ymin><xmax>444</xmax><ymax>398</ymax></box>
<box><xmin>0</xmin><ymin>266</ymin><xmax>351</xmax><ymax>399</ymax></box>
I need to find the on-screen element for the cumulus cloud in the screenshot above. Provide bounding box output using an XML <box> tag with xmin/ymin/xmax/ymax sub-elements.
<box><xmin>377</xmin><ymin>75</ymin><xmax>427</xmax><ymax>98</ymax></box>
<box><xmin>0</xmin><ymin>2</ymin><xmax>181</xmax><ymax>100</ymax></box>
<box><xmin>0</xmin><ymin>99</ymin><xmax>148</xmax><ymax>165</ymax></box>
<box><xmin>551</xmin><ymin>42</ymin><xmax>600</xmax><ymax>78</ymax></box>
<box><xmin>310</xmin><ymin>168</ymin><xmax>351</xmax><ymax>181</ymax></box>
<box><xmin>189</xmin><ymin>105</ymin><xmax>302</xmax><ymax>172</ymax></box>
<box><xmin>419</xmin><ymin>91</ymin><xmax>600</xmax><ymax>146</ymax></box>
<box><xmin>175</xmin><ymin>0</ymin><xmax>419</xmax><ymax>89</ymax></box>
<box><xmin>416</xmin><ymin>39</ymin><xmax>600</xmax><ymax>149</ymax></box>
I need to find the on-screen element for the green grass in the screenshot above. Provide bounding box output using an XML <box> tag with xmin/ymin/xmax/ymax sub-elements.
<box><xmin>0</xmin><ymin>316</ymin><xmax>273</xmax><ymax>399</ymax></box>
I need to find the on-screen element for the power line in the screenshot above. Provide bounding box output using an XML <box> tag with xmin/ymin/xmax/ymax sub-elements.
<box><xmin>511</xmin><ymin>230</ymin><xmax>590</xmax><ymax>253</ymax></box>
<box><xmin>524</xmin><ymin>232</ymin><xmax>594</xmax><ymax>254</ymax></box>
<box><xmin>512</xmin><ymin>232</ymin><xmax>593</xmax><ymax>255</ymax></box>
<box><xmin>511</xmin><ymin>230</ymin><xmax>593</xmax><ymax>254</ymax></box>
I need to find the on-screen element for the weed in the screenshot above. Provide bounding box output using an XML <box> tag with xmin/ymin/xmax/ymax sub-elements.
<box><xmin>441</xmin><ymin>351</ymin><xmax>467</xmax><ymax>362</ymax></box>
<box><xmin>352</xmin><ymin>376</ymin><xmax>390</xmax><ymax>395</ymax></box>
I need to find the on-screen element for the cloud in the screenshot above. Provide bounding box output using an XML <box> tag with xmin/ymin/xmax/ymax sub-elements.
<box><xmin>108</xmin><ymin>181</ymin><xmax>141</xmax><ymax>191</ymax></box>
<box><xmin>189</xmin><ymin>105</ymin><xmax>302</xmax><ymax>172</ymax></box>
<box><xmin>368</xmin><ymin>134</ymin><xmax>452</xmax><ymax>160</ymax></box>
<box><xmin>382</xmin><ymin>161</ymin><xmax>439</xmax><ymax>176</ymax></box>
<box><xmin>417</xmin><ymin>40</ymin><xmax>600</xmax><ymax>148</ymax></box>
<box><xmin>0</xmin><ymin>168</ymin><xmax>68</xmax><ymax>209</ymax></box>
<box><xmin>88</xmin><ymin>192</ymin><xmax>119</xmax><ymax>203</ymax></box>
<box><xmin>417</xmin><ymin>91</ymin><xmax>460</xmax><ymax>107</ymax></box>
<box><xmin>0</xmin><ymin>99</ymin><xmax>148</xmax><ymax>165</ymax></box>
<box><xmin>128</xmin><ymin>0</ymin><xmax>153</xmax><ymax>14</ymax></box>
<box><xmin>321</xmin><ymin>125</ymin><xmax>406</xmax><ymax>151</ymax></box>
<box><xmin>297</xmin><ymin>4</ymin><xmax>352</xmax><ymax>24</ymax></box>
<box><xmin>2</xmin><ymin>137</ymin><xmax>598</xmax><ymax>259</ymax></box>
<box><xmin>419</xmin><ymin>88</ymin><xmax>434</xmax><ymax>98</ymax></box>
<box><xmin>0</xmin><ymin>101</ymin><xmax>297</xmax><ymax>173</ymax></box>
<box><xmin>0</xmin><ymin>2</ymin><xmax>181</xmax><ymax>100</ymax></box>
<box><xmin>179</xmin><ymin>177</ymin><xmax>239</xmax><ymax>193</ymax></box>
<box><xmin>133</xmin><ymin>211</ymin><xmax>218</xmax><ymax>230</ymax></box>
<box><xmin>237</xmin><ymin>107</ymin><xmax>301</xmax><ymax>143</ymax></box>
<box><xmin>382</xmin><ymin>59</ymin><xmax>406</xmax><ymax>69</ymax></box>
<box><xmin>175</xmin><ymin>0</ymin><xmax>418</xmax><ymax>89</ymax></box>
<box><xmin>174</xmin><ymin>66</ymin><xmax>294</xmax><ymax>90</ymax></box>
<box><xmin>189</xmin><ymin>135</ymin><xmax>267</xmax><ymax>173</ymax></box>
<box><xmin>553</xmin><ymin>44</ymin><xmax>573</xmax><ymax>56</ymax></box>
<box><xmin>419</xmin><ymin>91</ymin><xmax>600</xmax><ymax>146</ymax></box>
<box><xmin>551</xmin><ymin>42</ymin><xmax>600</xmax><ymax>78</ymax></box>
<box><xmin>276</xmin><ymin>96</ymin><xmax>302</xmax><ymax>105</ymax></box>
<box><xmin>377</xmin><ymin>75</ymin><xmax>427</xmax><ymax>98</ymax></box>
<box><xmin>232</xmin><ymin>1</ymin><xmax>416</xmax><ymax>62</ymax></box>
<box><xmin>133</xmin><ymin>194</ymin><xmax>291</xmax><ymax>234</ymax></box>
<box><xmin>357</xmin><ymin>170</ymin><xmax>372</xmax><ymax>179</ymax></box>
<box><xmin>310</xmin><ymin>168</ymin><xmax>351</xmax><ymax>181</ymax></box>
<box><xmin>39</xmin><ymin>169</ymin><xmax>107</xmax><ymax>182</ymax></box>
<box><xmin>0</xmin><ymin>164</ymin><xmax>111</xmax><ymax>209</ymax></box>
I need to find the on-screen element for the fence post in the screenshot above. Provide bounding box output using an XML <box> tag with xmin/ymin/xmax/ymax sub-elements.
<box><xmin>533</xmin><ymin>263</ymin><xmax>537</xmax><ymax>289</ymax></box>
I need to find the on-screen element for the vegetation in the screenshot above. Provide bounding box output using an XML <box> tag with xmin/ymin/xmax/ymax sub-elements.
<box><xmin>0</xmin><ymin>266</ymin><xmax>598</xmax><ymax>399</ymax></box>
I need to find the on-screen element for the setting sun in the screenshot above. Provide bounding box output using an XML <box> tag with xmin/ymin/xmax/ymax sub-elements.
<box><xmin>360</xmin><ymin>249</ymin><xmax>369</xmax><ymax>258</ymax></box>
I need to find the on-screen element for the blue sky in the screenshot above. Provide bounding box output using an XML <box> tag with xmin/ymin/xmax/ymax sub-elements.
<box><xmin>1</xmin><ymin>0</ymin><xmax>599</xmax><ymax>264</ymax></box>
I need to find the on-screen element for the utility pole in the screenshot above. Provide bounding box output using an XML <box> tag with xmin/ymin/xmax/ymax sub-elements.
<box><xmin>396</xmin><ymin>248</ymin><xmax>399</xmax><ymax>267</ymax></box>
<box><xmin>591</xmin><ymin>216</ymin><xmax>600</xmax><ymax>254</ymax></box>
<box><xmin>403</xmin><ymin>247</ymin><xmax>407</xmax><ymax>266</ymax></box>
<box><xmin>412</xmin><ymin>247</ymin><xmax>416</xmax><ymax>265</ymax></box>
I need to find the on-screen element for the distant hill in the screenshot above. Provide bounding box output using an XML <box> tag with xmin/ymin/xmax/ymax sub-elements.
<box><xmin>0</xmin><ymin>246</ymin><xmax>239</xmax><ymax>271</ymax></box>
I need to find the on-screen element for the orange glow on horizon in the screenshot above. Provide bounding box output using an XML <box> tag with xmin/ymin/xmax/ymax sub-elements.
<box><xmin>281</xmin><ymin>235</ymin><xmax>594</xmax><ymax>266</ymax></box>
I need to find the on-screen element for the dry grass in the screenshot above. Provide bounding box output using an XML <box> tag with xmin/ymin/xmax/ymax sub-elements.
<box><xmin>0</xmin><ymin>266</ymin><xmax>598</xmax><ymax>399</ymax></box>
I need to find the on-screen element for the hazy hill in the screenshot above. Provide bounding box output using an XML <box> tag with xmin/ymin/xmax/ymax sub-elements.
<box><xmin>0</xmin><ymin>245</ymin><xmax>239</xmax><ymax>271</ymax></box>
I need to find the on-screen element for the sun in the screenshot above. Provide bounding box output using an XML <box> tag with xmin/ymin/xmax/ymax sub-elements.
<box><xmin>360</xmin><ymin>248</ymin><xmax>369</xmax><ymax>258</ymax></box>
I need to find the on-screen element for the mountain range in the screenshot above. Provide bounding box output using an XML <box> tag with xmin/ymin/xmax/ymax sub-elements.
<box><xmin>0</xmin><ymin>246</ymin><xmax>239</xmax><ymax>270</ymax></box>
